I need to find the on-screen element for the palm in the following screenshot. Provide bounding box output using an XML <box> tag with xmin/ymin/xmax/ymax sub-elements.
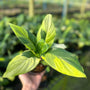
<box><xmin>19</xmin><ymin>71</ymin><xmax>45</xmax><ymax>90</ymax></box>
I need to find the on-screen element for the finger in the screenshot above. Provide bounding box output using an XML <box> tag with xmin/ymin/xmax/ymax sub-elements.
<box><xmin>18</xmin><ymin>73</ymin><xmax>32</xmax><ymax>85</ymax></box>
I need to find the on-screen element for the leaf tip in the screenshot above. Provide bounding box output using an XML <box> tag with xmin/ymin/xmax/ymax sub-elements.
<box><xmin>47</xmin><ymin>13</ymin><xmax>52</xmax><ymax>16</ymax></box>
<box><xmin>3</xmin><ymin>74</ymin><xmax>15</xmax><ymax>81</ymax></box>
<box><xmin>9</xmin><ymin>23</ymin><xmax>14</xmax><ymax>28</ymax></box>
<box><xmin>9</xmin><ymin>23</ymin><xmax>16</xmax><ymax>27</ymax></box>
<box><xmin>78</xmin><ymin>72</ymin><xmax>87</xmax><ymax>78</ymax></box>
<box><xmin>9</xmin><ymin>23</ymin><xmax>12</xmax><ymax>26</ymax></box>
<box><xmin>45</xmin><ymin>14</ymin><xmax>52</xmax><ymax>19</ymax></box>
<box><xmin>83</xmin><ymin>74</ymin><xmax>87</xmax><ymax>79</ymax></box>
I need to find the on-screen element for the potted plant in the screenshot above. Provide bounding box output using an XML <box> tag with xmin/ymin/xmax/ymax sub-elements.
<box><xmin>3</xmin><ymin>14</ymin><xmax>86</xmax><ymax>80</ymax></box>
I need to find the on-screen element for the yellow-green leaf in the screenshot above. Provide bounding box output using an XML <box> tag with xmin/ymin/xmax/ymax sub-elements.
<box><xmin>9</xmin><ymin>23</ymin><xmax>36</xmax><ymax>51</ymax></box>
<box><xmin>42</xmin><ymin>48</ymin><xmax>86</xmax><ymax>78</ymax></box>
<box><xmin>36</xmin><ymin>39</ymin><xmax>49</xmax><ymax>55</ymax></box>
<box><xmin>3</xmin><ymin>50</ymin><xmax>40</xmax><ymax>78</ymax></box>
<box><xmin>37</xmin><ymin>14</ymin><xmax>56</xmax><ymax>48</ymax></box>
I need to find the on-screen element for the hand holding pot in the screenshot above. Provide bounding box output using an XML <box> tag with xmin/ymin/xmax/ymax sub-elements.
<box><xmin>19</xmin><ymin>71</ymin><xmax>45</xmax><ymax>90</ymax></box>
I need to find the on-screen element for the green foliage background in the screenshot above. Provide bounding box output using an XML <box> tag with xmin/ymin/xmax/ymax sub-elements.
<box><xmin>0</xmin><ymin>14</ymin><xmax>90</xmax><ymax>89</ymax></box>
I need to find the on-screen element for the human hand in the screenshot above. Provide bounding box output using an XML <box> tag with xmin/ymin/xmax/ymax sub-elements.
<box><xmin>19</xmin><ymin>71</ymin><xmax>45</xmax><ymax>90</ymax></box>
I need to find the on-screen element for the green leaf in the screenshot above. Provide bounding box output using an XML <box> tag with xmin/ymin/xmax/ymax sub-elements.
<box><xmin>3</xmin><ymin>50</ymin><xmax>40</xmax><ymax>78</ymax></box>
<box><xmin>42</xmin><ymin>48</ymin><xmax>86</xmax><ymax>78</ymax></box>
<box><xmin>36</xmin><ymin>39</ymin><xmax>49</xmax><ymax>55</ymax></box>
<box><xmin>9</xmin><ymin>23</ymin><xmax>36</xmax><ymax>51</ymax></box>
<box><xmin>37</xmin><ymin>14</ymin><xmax>56</xmax><ymax>48</ymax></box>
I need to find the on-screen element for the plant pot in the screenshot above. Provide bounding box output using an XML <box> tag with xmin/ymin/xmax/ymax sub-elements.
<box><xmin>31</xmin><ymin>63</ymin><xmax>46</xmax><ymax>73</ymax></box>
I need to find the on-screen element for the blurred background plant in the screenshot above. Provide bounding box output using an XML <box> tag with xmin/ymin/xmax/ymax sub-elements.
<box><xmin>0</xmin><ymin>0</ymin><xmax>90</xmax><ymax>90</ymax></box>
